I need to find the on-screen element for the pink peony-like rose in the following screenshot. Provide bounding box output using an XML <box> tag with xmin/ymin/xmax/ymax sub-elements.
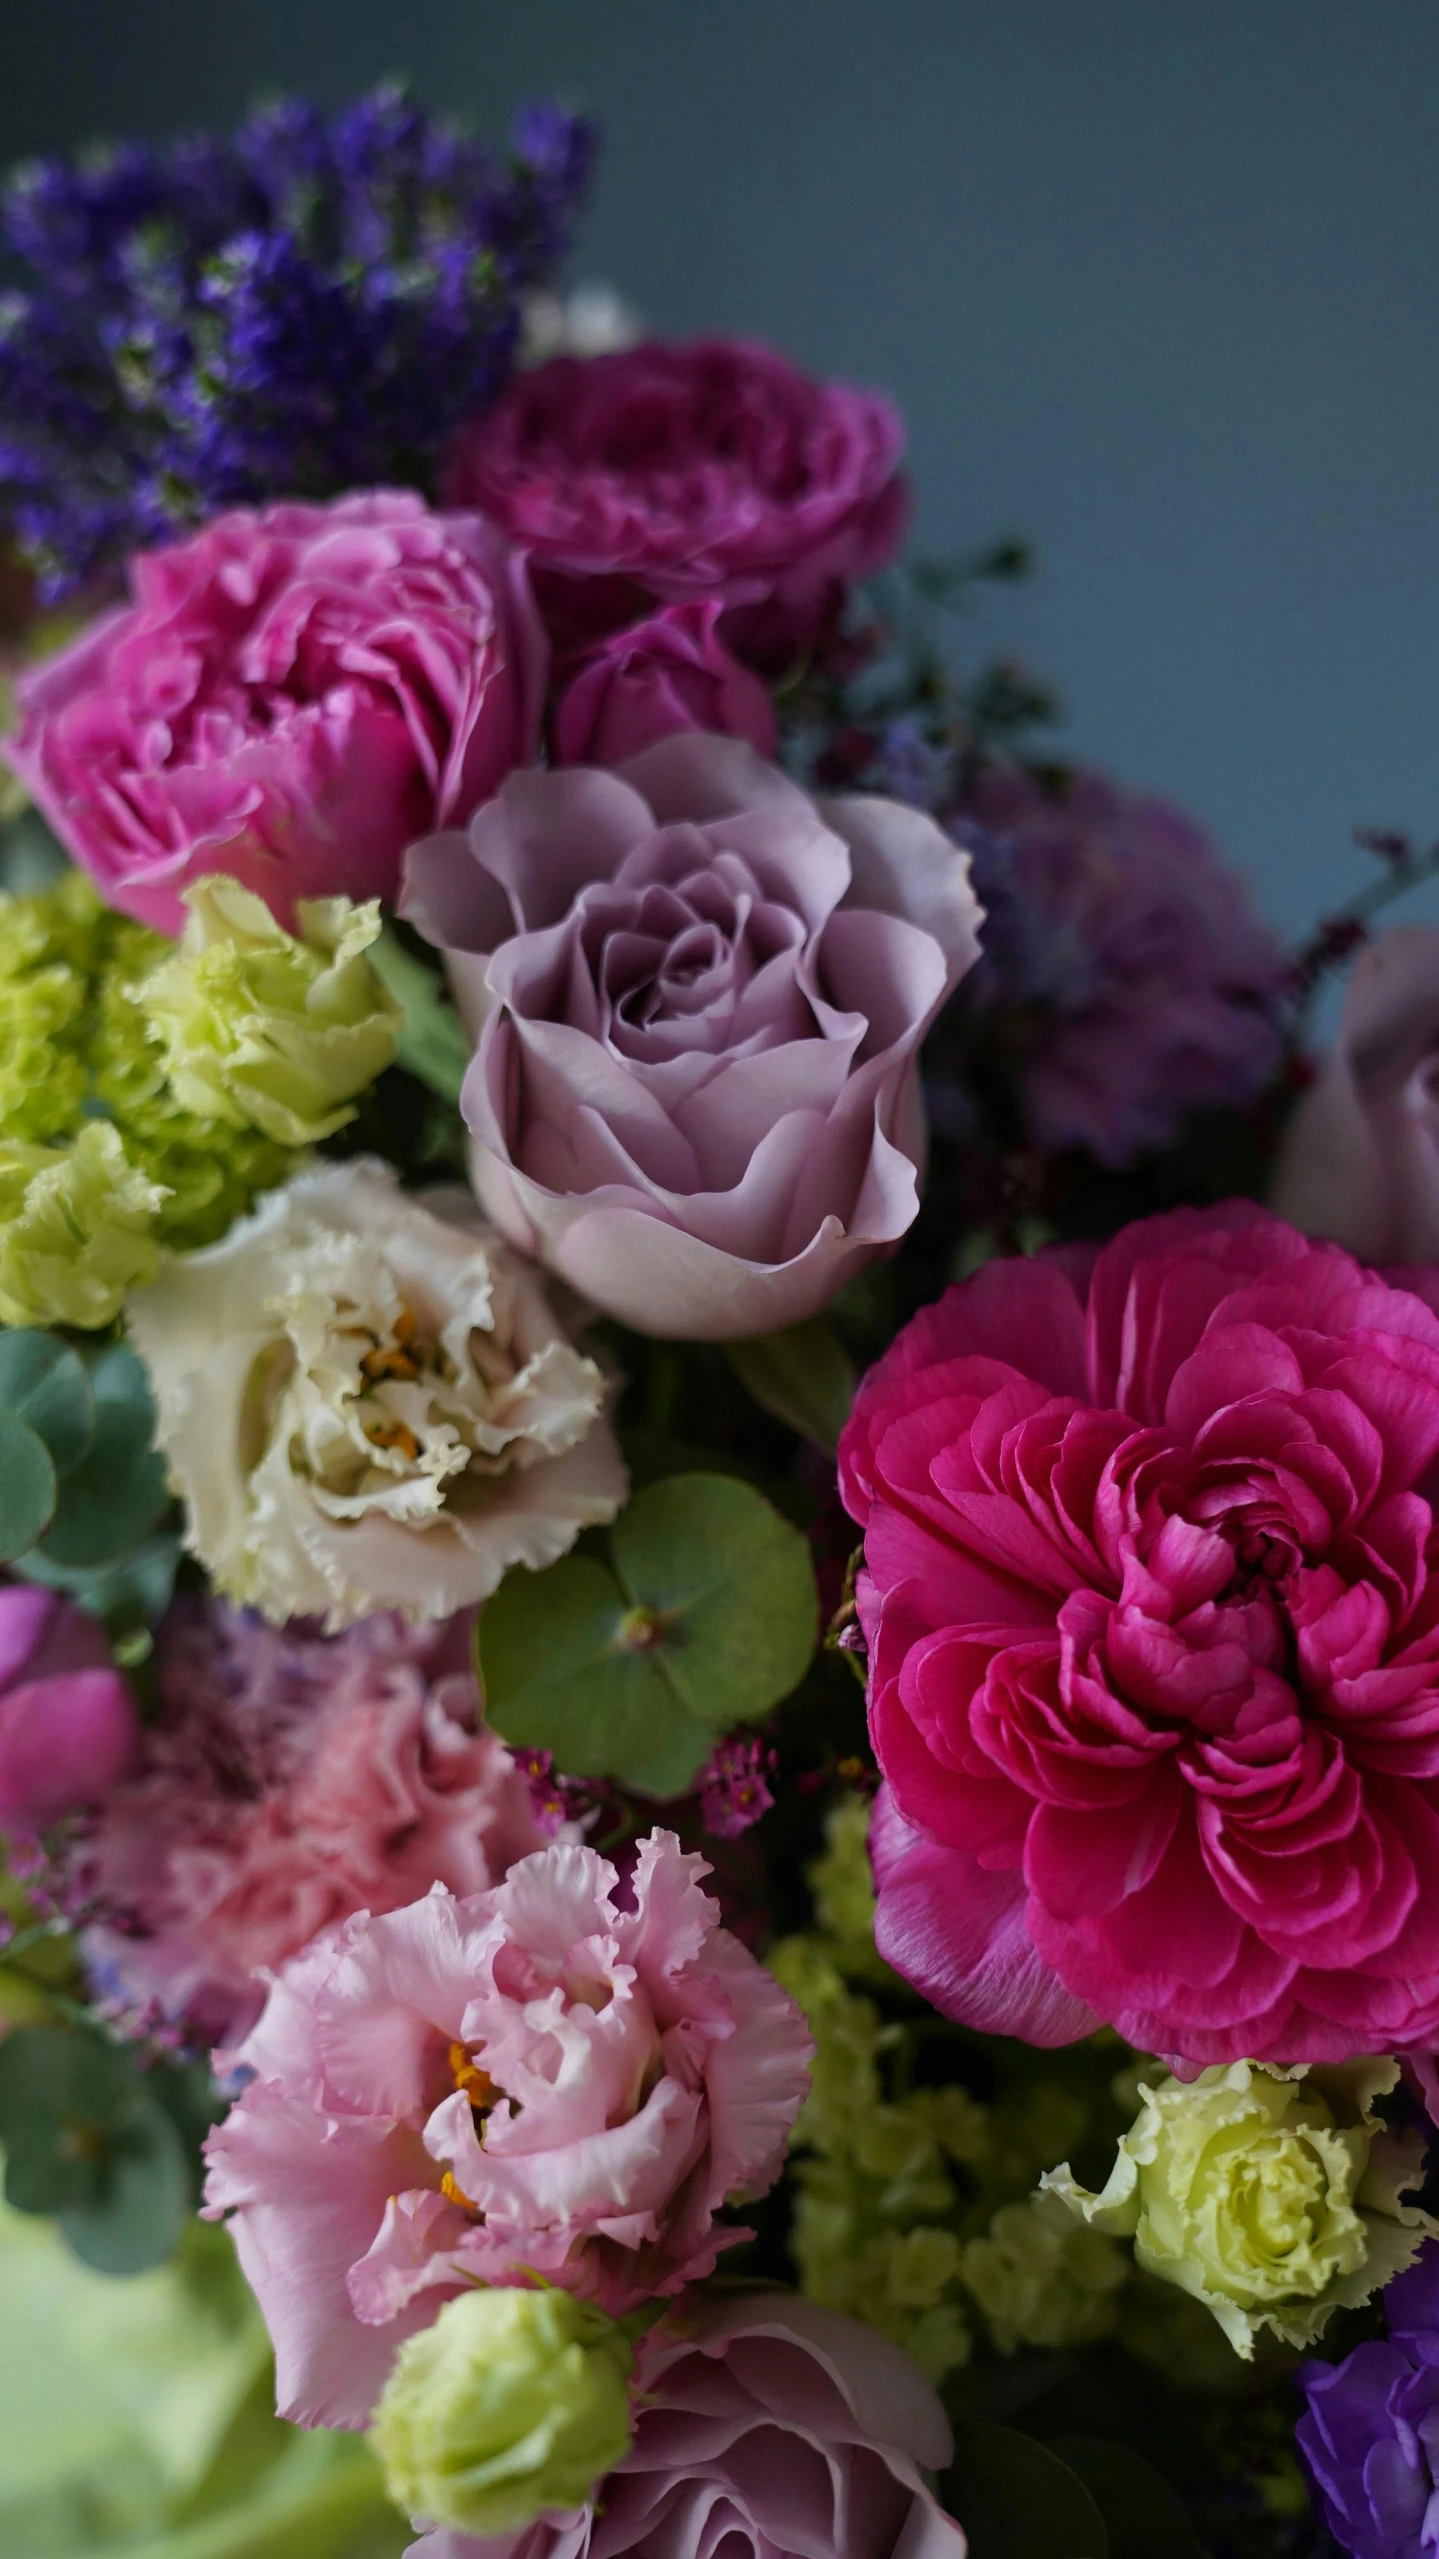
<box><xmin>0</xmin><ymin>1587</ymin><xmax>138</xmax><ymax>1833</ymax></box>
<box><xmin>405</xmin><ymin>2293</ymin><xmax>965</xmax><ymax>2559</ymax></box>
<box><xmin>551</xmin><ymin>603</ymin><xmax>777</xmax><ymax>768</ymax></box>
<box><xmin>839</xmin><ymin>1204</ymin><xmax>1439</xmax><ymax>2067</ymax></box>
<box><xmin>4</xmin><ymin>490</ymin><xmax>546</xmax><ymax>935</ymax></box>
<box><xmin>72</xmin><ymin>1602</ymin><xmax>558</xmax><ymax>2051</ymax></box>
<box><xmin>446</xmin><ymin>339</ymin><xmax>908</xmax><ymax>669</ymax></box>
<box><xmin>402</xmin><ymin>733</ymin><xmax>982</xmax><ymax>1339</ymax></box>
<box><xmin>1274</xmin><ymin>928</ymin><xmax>1439</xmax><ymax>1264</ymax></box>
<box><xmin>203</xmin><ymin>1831</ymin><xmax>812</xmax><ymax>2428</ymax></box>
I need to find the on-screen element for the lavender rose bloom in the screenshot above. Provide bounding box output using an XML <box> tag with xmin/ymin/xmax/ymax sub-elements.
<box><xmin>946</xmin><ymin>765</ymin><xmax>1286</xmax><ymax>1167</ymax></box>
<box><xmin>405</xmin><ymin>2293</ymin><xmax>966</xmax><ymax>2559</ymax></box>
<box><xmin>552</xmin><ymin>603</ymin><xmax>777</xmax><ymax>768</ymax></box>
<box><xmin>4</xmin><ymin>491</ymin><xmax>546</xmax><ymax>935</ymax></box>
<box><xmin>1274</xmin><ymin>928</ymin><xmax>1439</xmax><ymax>1263</ymax></box>
<box><xmin>446</xmin><ymin>338</ymin><xmax>908</xmax><ymax>668</ymax></box>
<box><xmin>1298</xmin><ymin>2242</ymin><xmax>1439</xmax><ymax>2558</ymax></box>
<box><xmin>402</xmin><ymin>733</ymin><xmax>982</xmax><ymax>1339</ymax></box>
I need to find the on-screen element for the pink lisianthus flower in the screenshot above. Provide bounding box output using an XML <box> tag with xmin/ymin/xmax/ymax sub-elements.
<box><xmin>839</xmin><ymin>1204</ymin><xmax>1439</xmax><ymax>2067</ymax></box>
<box><xmin>402</xmin><ymin>732</ymin><xmax>982</xmax><ymax>1340</ymax></box>
<box><xmin>0</xmin><ymin>1587</ymin><xmax>138</xmax><ymax>1833</ymax></box>
<box><xmin>70</xmin><ymin>1602</ymin><xmax>556</xmax><ymax>2051</ymax></box>
<box><xmin>551</xmin><ymin>602</ymin><xmax>777</xmax><ymax>768</ymax></box>
<box><xmin>4</xmin><ymin>491</ymin><xmax>546</xmax><ymax>934</ymax></box>
<box><xmin>202</xmin><ymin>1832</ymin><xmax>812</xmax><ymax>2428</ymax></box>
<box><xmin>446</xmin><ymin>338</ymin><xmax>908</xmax><ymax>669</ymax></box>
<box><xmin>404</xmin><ymin>2294</ymin><xmax>965</xmax><ymax>2559</ymax></box>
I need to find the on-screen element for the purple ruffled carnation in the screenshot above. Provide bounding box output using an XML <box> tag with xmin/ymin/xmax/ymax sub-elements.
<box><xmin>1298</xmin><ymin>2243</ymin><xmax>1439</xmax><ymax>2557</ymax></box>
<box><xmin>0</xmin><ymin>84</ymin><xmax>595</xmax><ymax>594</ymax></box>
<box><xmin>937</xmin><ymin>763</ymin><xmax>1287</xmax><ymax>1167</ymax></box>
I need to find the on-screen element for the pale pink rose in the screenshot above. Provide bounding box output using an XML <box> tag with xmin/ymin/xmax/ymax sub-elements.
<box><xmin>406</xmin><ymin>2294</ymin><xmax>965</xmax><ymax>2559</ymax></box>
<box><xmin>1274</xmin><ymin>927</ymin><xmax>1439</xmax><ymax>1263</ymax></box>
<box><xmin>402</xmin><ymin>733</ymin><xmax>982</xmax><ymax>1340</ymax></box>
<box><xmin>0</xmin><ymin>1587</ymin><xmax>138</xmax><ymax>1832</ymax></box>
<box><xmin>4</xmin><ymin>491</ymin><xmax>547</xmax><ymax>934</ymax></box>
<box><xmin>446</xmin><ymin>338</ymin><xmax>908</xmax><ymax>669</ymax></box>
<box><xmin>203</xmin><ymin>1832</ymin><xmax>812</xmax><ymax>2428</ymax></box>
<box><xmin>551</xmin><ymin>603</ymin><xmax>777</xmax><ymax>767</ymax></box>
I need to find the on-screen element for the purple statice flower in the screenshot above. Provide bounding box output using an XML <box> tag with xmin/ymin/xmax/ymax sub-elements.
<box><xmin>936</xmin><ymin>762</ymin><xmax>1287</xmax><ymax>1167</ymax></box>
<box><xmin>1297</xmin><ymin>2242</ymin><xmax>1439</xmax><ymax>2557</ymax></box>
<box><xmin>0</xmin><ymin>84</ymin><xmax>595</xmax><ymax>594</ymax></box>
<box><xmin>699</xmin><ymin>1733</ymin><xmax>777</xmax><ymax>1839</ymax></box>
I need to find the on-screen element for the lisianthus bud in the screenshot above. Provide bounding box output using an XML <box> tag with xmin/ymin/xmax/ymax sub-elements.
<box><xmin>371</xmin><ymin>2286</ymin><xmax>634</xmax><ymax>2537</ymax></box>
<box><xmin>1042</xmin><ymin>2058</ymin><xmax>1434</xmax><ymax>2357</ymax></box>
<box><xmin>140</xmin><ymin>876</ymin><xmax>402</xmax><ymax>1147</ymax></box>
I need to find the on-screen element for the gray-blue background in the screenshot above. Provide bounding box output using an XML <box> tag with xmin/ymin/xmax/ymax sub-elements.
<box><xmin>5</xmin><ymin>0</ymin><xmax>1437</xmax><ymax>943</ymax></box>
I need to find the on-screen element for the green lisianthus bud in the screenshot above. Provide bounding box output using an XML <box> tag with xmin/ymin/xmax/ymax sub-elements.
<box><xmin>141</xmin><ymin>876</ymin><xmax>402</xmax><ymax>1148</ymax></box>
<box><xmin>1042</xmin><ymin>2057</ymin><xmax>1435</xmax><ymax>2357</ymax></box>
<box><xmin>0</xmin><ymin>1120</ymin><xmax>164</xmax><ymax>1328</ymax></box>
<box><xmin>371</xmin><ymin>2285</ymin><xmax>635</xmax><ymax>2538</ymax></box>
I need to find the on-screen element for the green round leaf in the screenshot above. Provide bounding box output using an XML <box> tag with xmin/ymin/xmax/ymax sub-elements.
<box><xmin>0</xmin><ymin>2028</ymin><xmax>141</xmax><ymax>2220</ymax></box>
<box><xmin>40</xmin><ymin>1342</ymin><xmax>169</xmax><ymax>1569</ymax></box>
<box><xmin>60</xmin><ymin>2090</ymin><xmax>193</xmax><ymax>2276</ymax></box>
<box><xmin>727</xmin><ymin>1317</ymin><xmax>856</xmax><ymax>1453</ymax></box>
<box><xmin>946</xmin><ymin>2423</ymin><xmax>1109</xmax><ymax>2559</ymax></box>
<box><xmin>0</xmin><ymin>1330</ymin><xmax>95</xmax><ymax>1477</ymax></box>
<box><xmin>480</xmin><ymin>1472</ymin><xmax>817</xmax><ymax>1796</ymax></box>
<box><xmin>1046</xmin><ymin>2438</ymin><xmax>1206</xmax><ymax>2559</ymax></box>
<box><xmin>0</xmin><ymin>1411</ymin><xmax>57</xmax><ymax>1563</ymax></box>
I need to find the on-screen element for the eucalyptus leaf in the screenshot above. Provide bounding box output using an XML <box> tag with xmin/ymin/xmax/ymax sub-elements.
<box><xmin>480</xmin><ymin>1471</ymin><xmax>818</xmax><ymax>1794</ymax></box>
<box><xmin>370</xmin><ymin>926</ymin><xmax>470</xmax><ymax>1105</ymax></box>
<box><xmin>0</xmin><ymin>2029</ymin><xmax>138</xmax><ymax>2220</ymax></box>
<box><xmin>726</xmin><ymin>1317</ymin><xmax>855</xmax><ymax>1452</ymax></box>
<box><xmin>39</xmin><ymin>1342</ymin><xmax>169</xmax><ymax>1569</ymax></box>
<box><xmin>945</xmin><ymin>2423</ymin><xmax>1108</xmax><ymax>2559</ymax></box>
<box><xmin>0</xmin><ymin>1412</ymin><xmax>57</xmax><ymax>1563</ymax></box>
<box><xmin>0</xmin><ymin>1330</ymin><xmax>95</xmax><ymax>1477</ymax></box>
<box><xmin>1046</xmin><ymin>2437</ymin><xmax>1207</xmax><ymax>2559</ymax></box>
<box><xmin>60</xmin><ymin>2092</ymin><xmax>194</xmax><ymax>2276</ymax></box>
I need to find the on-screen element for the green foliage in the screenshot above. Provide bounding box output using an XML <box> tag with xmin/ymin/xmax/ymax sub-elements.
<box><xmin>368</xmin><ymin>925</ymin><xmax>471</xmax><ymax>1105</ymax></box>
<box><xmin>480</xmin><ymin>1471</ymin><xmax>818</xmax><ymax>1794</ymax></box>
<box><xmin>0</xmin><ymin>1406</ymin><xmax>58</xmax><ymax>1559</ymax></box>
<box><xmin>30</xmin><ymin>1341</ymin><xmax>169</xmax><ymax>1569</ymax></box>
<box><xmin>0</xmin><ymin>2028</ymin><xmax>193</xmax><ymax>2276</ymax></box>
<box><xmin>726</xmin><ymin>1315</ymin><xmax>855</xmax><ymax>1452</ymax></box>
<box><xmin>1047</xmin><ymin>2438</ymin><xmax>1208</xmax><ymax>2559</ymax></box>
<box><xmin>946</xmin><ymin>2423</ymin><xmax>1107</xmax><ymax>2558</ymax></box>
<box><xmin>0</xmin><ymin>1328</ymin><xmax>171</xmax><ymax>1614</ymax></box>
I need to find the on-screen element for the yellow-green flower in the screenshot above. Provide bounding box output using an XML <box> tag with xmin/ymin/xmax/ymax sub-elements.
<box><xmin>959</xmin><ymin>2195</ymin><xmax>1127</xmax><ymax>2355</ymax></box>
<box><xmin>142</xmin><ymin>877</ymin><xmax>402</xmax><ymax>1147</ymax></box>
<box><xmin>0</xmin><ymin>1121</ymin><xmax>164</xmax><ymax>1329</ymax></box>
<box><xmin>1041</xmin><ymin>2057</ymin><xmax>1433</xmax><ymax>2357</ymax></box>
<box><xmin>371</xmin><ymin>2286</ymin><xmax>634</xmax><ymax>2538</ymax></box>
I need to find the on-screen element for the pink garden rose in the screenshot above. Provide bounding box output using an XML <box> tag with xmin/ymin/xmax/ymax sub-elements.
<box><xmin>4</xmin><ymin>491</ymin><xmax>546</xmax><ymax>935</ymax></box>
<box><xmin>73</xmin><ymin>1602</ymin><xmax>558</xmax><ymax>2051</ymax></box>
<box><xmin>0</xmin><ymin>1587</ymin><xmax>137</xmax><ymax>1833</ymax></box>
<box><xmin>406</xmin><ymin>2294</ymin><xmax>965</xmax><ymax>2559</ymax></box>
<box><xmin>446</xmin><ymin>339</ymin><xmax>908</xmax><ymax>668</ymax></box>
<box><xmin>551</xmin><ymin>602</ymin><xmax>777</xmax><ymax>768</ymax></box>
<box><xmin>839</xmin><ymin>1204</ymin><xmax>1439</xmax><ymax>2067</ymax></box>
<box><xmin>203</xmin><ymin>1832</ymin><xmax>812</xmax><ymax>2428</ymax></box>
<box><xmin>1274</xmin><ymin>928</ymin><xmax>1439</xmax><ymax>1264</ymax></box>
<box><xmin>402</xmin><ymin>733</ymin><xmax>982</xmax><ymax>1339</ymax></box>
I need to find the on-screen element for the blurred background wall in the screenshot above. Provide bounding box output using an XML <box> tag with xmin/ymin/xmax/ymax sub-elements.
<box><xmin>3</xmin><ymin>0</ymin><xmax>1436</xmax><ymax>939</ymax></box>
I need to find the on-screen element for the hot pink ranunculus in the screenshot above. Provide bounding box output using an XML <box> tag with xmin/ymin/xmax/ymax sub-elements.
<box><xmin>446</xmin><ymin>339</ymin><xmax>908</xmax><ymax>669</ymax></box>
<box><xmin>405</xmin><ymin>2294</ymin><xmax>965</xmax><ymax>2559</ymax></box>
<box><xmin>839</xmin><ymin>1205</ymin><xmax>1439</xmax><ymax>2067</ymax></box>
<box><xmin>401</xmin><ymin>733</ymin><xmax>982</xmax><ymax>1340</ymax></box>
<box><xmin>551</xmin><ymin>603</ymin><xmax>778</xmax><ymax>768</ymax></box>
<box><xmin>0</xmin><ymin>1587</ymin><xmax>138</xmax><ymax>1832</ymax></box>
<box><xmin>203</xmin><ymin>1832</ymin><xmax>812</xmax><ymax>2428</ymax></box>
<box><xmin>73</xmin><ymin>1602</ymin><xmax>558</xmax><ymax>2051</ymax></box>
<box><xmin>4</xmin><ymin>491</ymin><xmax>547</xmax><ymax>935</ymax></box>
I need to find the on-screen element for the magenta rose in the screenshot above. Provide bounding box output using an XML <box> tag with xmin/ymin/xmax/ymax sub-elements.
<box><xmin>446</xmin><ymin>338</ymin><xmax>908</xmax><ymax>667</ymax></box>
<box><xmin>551</xmin><ymin>602</ymin><xmax>778</xmax><ymax>767</ymax></box>
<box><xmin>0</xmin><ymin>1587</ymin><xmax>138</xmax><ymax>1833</ymax></box>
<box><xmin>4</xmin><ymin>491</ymin><xmax>546</xmax><ymax>934</ymax></box>
<box><xmin>840</xmin><ymin>1204</ymin><xmax>1439</xmax><ymax>2067</ymax></box>
<box><xmin>1274</xmin><ymin>927</ymin><xmax>1439</xmax><ymax>1264</ymax></box>
<box><xmin>203</xmin><ymin>1831</ymin><xmax>812</xmax><ymax>2428</ymax></box>
<box><xmin>401</xmin><ymin>733</ymin><xmax>983</xmax><ymax>1339</ymax></box>
<box><xmin>406</xmin><ymin>2295</ymin><xmax>965</xmax><ymax>2559</ymax></box>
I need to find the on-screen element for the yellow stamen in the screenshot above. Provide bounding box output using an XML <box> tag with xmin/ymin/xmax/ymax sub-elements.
<box><xmin>449</xmin><ymin>2040</ymin><xmax>495</xmax><ymax>2109</ymax></box>
<box><xmin>365</xmin><ymin>1416</ymin><xmax>421</xmax><ymax>1461</ymax></box>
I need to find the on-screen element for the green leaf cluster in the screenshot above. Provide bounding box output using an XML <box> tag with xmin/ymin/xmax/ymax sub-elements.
<box><xmin>480</xmin><ymin>1471</ymin><xmax>818</xmax><ymax>1795</ymax></box>
<box><xmin>0</xmin><ymin>2027</ymin><xmax>197</xmax><ymax>2276</ymax></box>
<box><xmin>946</xmin><ymin>2423</ymin><xmax>1206</xmax><ymax>2559</ymax></box>
<box><xmin>0</xmin><ymin>1329</ymin><xmax>172</xmax><ymax>1621</ymax></box>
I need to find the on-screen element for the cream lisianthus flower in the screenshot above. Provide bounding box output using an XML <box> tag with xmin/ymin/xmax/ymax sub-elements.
<box><xmin>128</xmin><ymin>1158</ymin><xmax>626</xmax><ymax>1628</ymax></box>
<box><xmin>1041</xmin><ymin>2057</ymin><xmax>1433</xmax><ymax>2358</ymax></box>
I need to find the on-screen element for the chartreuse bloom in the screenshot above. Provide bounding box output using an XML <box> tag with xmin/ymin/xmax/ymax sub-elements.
<box><xmin>1042</xmin><ymin>2057</ymin><xmax>1434</xmax><ymax>2358</ymax></box>
<box><xmin>0</xmin><ymin>868</ymin><xmax>400</xmax><ymax>1325</ymax></box>
<box><xmin>959</xmin><ymin>2194</ymin><xmax>1128</xmax><ymax>2355</ymax></box>
<box><xmin>371</xmin><ymin>2286</ymin><xmax>634</xmax><ymax>2537</ymax></box>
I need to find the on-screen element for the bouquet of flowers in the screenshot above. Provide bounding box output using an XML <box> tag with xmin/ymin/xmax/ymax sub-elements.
<box><xmin>2</xmin><ymin>83</ymin><xmax>1439</xmax><ymax>2559</ymax></box>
